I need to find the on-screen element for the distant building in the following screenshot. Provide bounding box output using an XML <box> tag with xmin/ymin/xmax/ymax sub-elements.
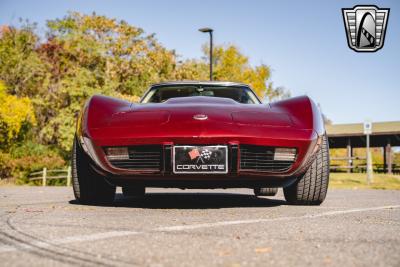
<box><xmin>326</xmin><ymin>121</ymin><xmax>400</xmax><ymax>174</ymax></box>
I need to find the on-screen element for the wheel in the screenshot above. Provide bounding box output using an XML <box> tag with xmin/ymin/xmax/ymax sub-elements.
<box><xmin>122</xmin><ymin>186</ymin><xmax>145</xmax><ymax>197</ymax></box>
<box><xmin>254</xmin><ymin>187</ymin><xmax>278</xmax><ymax>196</ymax></box>
<box><xmin>71</xmin><ymin>137</ymin><xmax>116</xmax><ymax>204</ymax></box>
<box><xmin>283</xmin><ymin>134</ymin><xmax>330</xmax><ymax>205</ymax></box>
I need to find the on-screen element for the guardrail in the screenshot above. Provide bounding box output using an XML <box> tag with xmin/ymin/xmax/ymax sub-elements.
<box><xmin>29</xmin><ymin>167</ymin><xmax>72</xmax><ymax>186</ymax></box>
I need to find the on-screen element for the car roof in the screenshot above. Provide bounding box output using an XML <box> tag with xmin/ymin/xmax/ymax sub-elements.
<box><xmin>150</xmin><ymin>81</ymin><xmax>250</xmax><ymax>87</ymax></box>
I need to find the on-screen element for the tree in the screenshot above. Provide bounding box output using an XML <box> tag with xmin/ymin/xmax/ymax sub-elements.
<box><xmin>0</xmin><ymin>12</ymin><xmax>294</xmax><ymax>183</ymax></box>
<box><xmin>35</xmin><ymin>12</ymin><xmax>182</xmax><ymax>151</ymax></box>
<box><xmin>0</xmin><ymin>12</ymin><xmax>290</xmax><ymax>156</ymax></box>
<box><xmin>0</xmin><ymin>81</ymin><xmax>36</xmax><ymax>150</ymax></box>
<box><xmin>182</xmin><ymin>44</ymin><xmax>289</xmax><ymax>100</ymax></box>
<box><xmin>0</xmin><ymin>24</ymin><xmax>50</xmax><ymax>98</ymax></box>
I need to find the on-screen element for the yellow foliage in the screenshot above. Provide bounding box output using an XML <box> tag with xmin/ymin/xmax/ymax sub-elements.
<box><xmin>113</xmin><ymin>92</ymin><xmax>141</xmax><ymax>103</ymax></box>
<box><xmin>210</xmin><ymin>45</ymin><xmax>273</xmax><ymax>98</ymax></box>
<box><xmin>0</xmin><ymin>81</ymin><xmax>36</xmax><ymax>144</ymax></box>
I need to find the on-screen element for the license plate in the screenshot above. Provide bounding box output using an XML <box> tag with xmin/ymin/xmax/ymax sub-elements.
<box><xmin>173</xmin><ymin>145</ymin><xmax>228</xmax><ymax>174</ymax></box>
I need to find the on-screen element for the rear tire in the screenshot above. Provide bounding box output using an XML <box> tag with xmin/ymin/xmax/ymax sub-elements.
<box><xmin>254</xmin><ymin>187</ymin><xmax>278</xmax><ymax>196</ymax></box>
<box><xmin>122</xmin><ymin>186</ymin><xmax>145</xmax><ymax>197</ymax></box>
<box><xmin>71</xmin><ymin>137</ymin><xmax>116</xmax><ymax>205</ymax></box>
<box><xmin>283</xmin><ymin>135</ymin><xmax>330</xmax><ymax>205</ymax></box>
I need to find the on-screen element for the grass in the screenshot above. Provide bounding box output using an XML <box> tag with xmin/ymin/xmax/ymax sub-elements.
<box><xmin>329</xmin><ymin>172</ymin><xmax>400</xmax><ymax>190</ymax></box>
<box><xmin>0</xmin><ymin>178</ymin><xmax>16</xmax><ymax>186</ymax></box>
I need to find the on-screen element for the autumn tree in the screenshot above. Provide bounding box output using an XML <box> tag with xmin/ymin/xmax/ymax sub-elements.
<box><xmin>0</xmin><ymin>81</ymin><xmax>36</xmax><ymax>150</ymax></box>
<box><xmin>180</xmin><ymin>44</ymin><xmax>289</xmax><ymax>100</ymax></box>
<box><xmin>0</xmin><ymin>11</ymin><xmax>289</xmax><ymax>157</ymax></box>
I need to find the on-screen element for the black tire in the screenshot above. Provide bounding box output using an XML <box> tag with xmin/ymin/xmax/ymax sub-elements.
<box><xmin>71</xmin><ymin>137</ymin><xmax>116</xmax><ymax>205</ymax></box>
<box><xmin>283</xmin><ymin>134</ymin><xmax>330</xmax><ymax>205</ymax></box>
<box><xmin>254</xmin><ymin>187</ymin><xmax>278</xmax><ymax>196</ymax></box>
<box><xmin>122</xmin><ymin>186</ymin><xmax>146</xmax><ymax>197</ymax></box>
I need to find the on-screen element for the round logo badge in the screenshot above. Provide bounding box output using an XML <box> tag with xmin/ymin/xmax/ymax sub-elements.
<box><xmin>193</xmin><ymin>114</ymin><xmax>208</xmax><ymax>120</ymax></box>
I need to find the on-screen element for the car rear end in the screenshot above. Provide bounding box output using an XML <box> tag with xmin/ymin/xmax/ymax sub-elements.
<box><xmin>73</xmin><ymin>83</ymin><xmax>328</xmax><ymax>205</ymax></box>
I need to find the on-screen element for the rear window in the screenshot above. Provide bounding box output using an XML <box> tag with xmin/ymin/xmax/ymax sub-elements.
<box><xmin>141</xmin><ymin>85</ymin><xmax>260</xmax><ymax>104</ymax></box>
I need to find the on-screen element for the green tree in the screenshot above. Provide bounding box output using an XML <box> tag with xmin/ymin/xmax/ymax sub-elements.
<box><xmin>36</xmin><ymin>12</ymin><xmax>181</xmax><ymax>151</ymax></box>
<box><xmin>0</xmin><ymin>24</ymin><xmax>50</xmax><ymax>98</ymax></box>
<box><xmin>0</xmin><ymin>11</ymin><xmax>290</xmax><ymax>157</ymax></box>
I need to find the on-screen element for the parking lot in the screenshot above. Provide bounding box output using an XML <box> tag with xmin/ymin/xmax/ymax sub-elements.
<box><xmin>0</xmin><ymin>187</ymin><xmax>399</xmax><ymax>266</ymax></box>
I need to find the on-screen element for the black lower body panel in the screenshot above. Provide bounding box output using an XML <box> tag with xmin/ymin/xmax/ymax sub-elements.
<box><xmin>107</xmin><ymin>176</ymin><xmax>297</xmax><ymax>189</ymax></box>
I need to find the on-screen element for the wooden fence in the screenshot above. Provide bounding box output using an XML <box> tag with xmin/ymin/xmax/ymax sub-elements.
<box><xmin>29</xmin><ymin>167</ymin><xmax>72</xmax><ymax>186</ymax></box>
<box><xmin>330</xmin><ymin>157</ymin><xmax>400</xmax><ymax>174</ymax></box>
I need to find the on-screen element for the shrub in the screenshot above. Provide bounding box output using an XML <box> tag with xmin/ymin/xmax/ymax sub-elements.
<box><xmin>0</xmin><ymin>152</ymin><xmax>13</xmax><ymax>179</ymax></box>
<box><xmin>12</xmin><ymin>154</ymin><xmax>65</xmax><ymax>185</ymax></box>
<box><xmin>1</xmin><ymin>141</ymin><xmax>66</xmax><ymax>184</ymax></box>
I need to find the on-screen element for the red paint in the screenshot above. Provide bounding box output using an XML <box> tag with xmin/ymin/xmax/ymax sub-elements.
<box><xmin>76</xmin><ymin>83</ymin><xmax>325</xmax><ymax>183</ymax></box>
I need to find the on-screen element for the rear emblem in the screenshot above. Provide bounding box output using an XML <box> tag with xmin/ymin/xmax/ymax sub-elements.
<box><xmin>193</xmin><ymin>114</ymin><xmax>208</xmax><ymax>120</ymax></box>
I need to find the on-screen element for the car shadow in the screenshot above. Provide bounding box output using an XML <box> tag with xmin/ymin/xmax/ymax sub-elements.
<box><xmin>69</xmin><ymin>192</ymin><xmax>285</xmax><ymax>209</ymax></box>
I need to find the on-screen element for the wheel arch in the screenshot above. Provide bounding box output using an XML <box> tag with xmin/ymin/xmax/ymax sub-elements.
<box><xmin>270</xmin><ymin>95</ymin><xmax>325</xmax><ymax>135</ymax></box>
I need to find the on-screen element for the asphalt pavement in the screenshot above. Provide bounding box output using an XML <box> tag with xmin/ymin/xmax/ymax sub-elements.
<box><xmin>0</xmin><ymin>187</ymin><xmax>399</xmax><ymax>267</ymax></box>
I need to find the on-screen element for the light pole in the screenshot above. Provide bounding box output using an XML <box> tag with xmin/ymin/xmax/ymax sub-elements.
<box><xmin>198</xmin><ymin>27</ymin><xmax>213</xmax><ymax>81</ymax></box>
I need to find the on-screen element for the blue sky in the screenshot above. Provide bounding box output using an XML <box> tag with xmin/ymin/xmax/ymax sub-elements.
<box><xmin>1</xmin><ymin>0</ymin><xmax>399</xmax><ymax>124</ymax></box>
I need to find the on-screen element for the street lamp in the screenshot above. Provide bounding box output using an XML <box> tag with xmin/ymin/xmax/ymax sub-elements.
<box><xmin>198</xmin><ymin>27</ymin><xmax>213</xmax><ymax>81</ymax></box>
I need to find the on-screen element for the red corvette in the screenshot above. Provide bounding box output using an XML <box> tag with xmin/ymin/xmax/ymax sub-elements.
<box><xmin>72</xmin><ymin>81</ymin><xmax>329</xmax><ymax>205</ymax></box>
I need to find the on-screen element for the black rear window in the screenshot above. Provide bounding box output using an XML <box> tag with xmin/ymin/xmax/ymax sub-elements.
<box><xmin>141</xmin><ymin>85</ymin><xmax>260</xmax><ymax>104</ymax></box>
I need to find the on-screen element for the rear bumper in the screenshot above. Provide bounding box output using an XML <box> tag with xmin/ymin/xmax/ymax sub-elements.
<box><xmin>78</xmin><ymin>130</ymin><xmax>319</xmax><ymax>188</ymax></box>
<box><xmin>106</xmin><ymin>175</ymin><xmax>298</xmax><ymax>189</ymax></box>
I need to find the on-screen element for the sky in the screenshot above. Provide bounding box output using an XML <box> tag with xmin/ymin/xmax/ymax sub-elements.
<box><xmin>0</xmin><ymin>0</ymin><xmax>399</xmax><ymax>124</ymax></box>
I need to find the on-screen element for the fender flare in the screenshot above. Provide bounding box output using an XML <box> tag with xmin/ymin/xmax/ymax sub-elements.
<box><xmin>270</xmin><ymin>95</ymin><xmax>325</xmax><ymax>135</ymax></box>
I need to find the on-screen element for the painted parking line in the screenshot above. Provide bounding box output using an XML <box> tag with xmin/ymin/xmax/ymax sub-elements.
<box><xmin>155</xmin><ymin>205</ymin><xmax>400</xmax><ymax>232</ymax></box>
<box><xmin>0</xmin><ymin>205</ymin><xmax>399</xmax><ymax>254</ymax></box>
